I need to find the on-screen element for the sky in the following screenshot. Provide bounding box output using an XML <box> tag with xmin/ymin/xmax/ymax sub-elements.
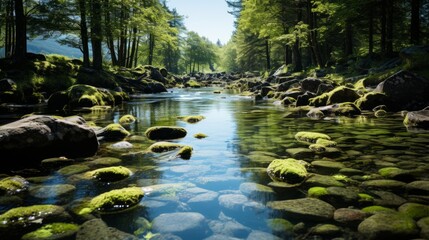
<box><xmin>166</xmin><ymin>0</ymin><xmax>235</xmax><ymax>45</ymax></box>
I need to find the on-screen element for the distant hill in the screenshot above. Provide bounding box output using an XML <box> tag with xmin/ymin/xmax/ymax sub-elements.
<box><xmin>1</xmin><ymin>37</ymin><xmax>83</xmax><ymax>59</ymax></box>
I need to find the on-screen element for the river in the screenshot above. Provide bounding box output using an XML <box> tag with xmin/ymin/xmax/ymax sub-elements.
<box><xmin>1</xmin><ymin>86</ymin><xmax>428</xmax><ymax>239</ymax></box>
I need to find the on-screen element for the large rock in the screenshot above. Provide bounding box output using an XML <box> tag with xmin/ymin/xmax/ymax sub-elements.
<box><xmin>145</xmin><ymin>126</ymin><xmax>187</xmax><ymax>140</ymax></box>
<box><xmin>358</xmin><ymin>212</ymin><xmax>419</xmax><ymax>240</ymax></box>
<box><xmin>374</xmin><ymin>70</ymin><xmax>429</xmax><ymax>111</ymax></box>
<box><xmin>403</xmin><ymin>109</ymin><xmax>429</xmax><ymax>129</ymax></box>
<box><xmin>0</xmin><ymin>115</ymin><xmax>99</xmax><ymax>167</ymax></box>
<box><xmin>266</xmin><ymin>158</ymin><xmax>308</xmax><ymax>185</ymax></box>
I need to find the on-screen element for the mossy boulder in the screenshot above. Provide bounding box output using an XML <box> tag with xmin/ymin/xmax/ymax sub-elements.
<box><xmin>21</xmin><ymin>222</ymin><xmax>79</xmax><ymax>240</ymax></box>
<box><xmin>0</xmin><ymin>176</ymin><xmax>29</xmax><ymax>195</ymax></box>
<box><xmin>0</xmin><ymin>205</ymin><xmax>70</xmax><ymax>239</ymax></box>
<box><xmin>266</xmin><ymin>158</ymin><xmax>308</xmax><ymax>184</ymax></box>
<box><xmin>147</xmin><ymin>142</ymin><xmax>184</xmax><ymax>153</ymax></box>
<box><xmin>88</xmin><ymin>166</ymin><xmax>132</xmax><ymax>182</ymax></box>
<box><xmin>358</xmin><ymin>212</ymin><xmax>419</xmax><ymax>240</ymax></box>
<box><xmin>316</xmin><ymin>138</ymin><xmax>337</xmax><ymax>147</ymax></box>
<box><xmin>97</xmin><ymin>123</ymin><xmax>130</xmax><ymax>141</ymax></box>
<box><xmin>295</xmin><ymin>131</ymin><xmax>331</xmax><ymax>145</ymax></box>
<box><xmin>145</xmin><ymin>126</ymin><xmax>187</xmax><ymax>140</ymax></box>
<box><xmin>177</xmin><ymin>146</ymin><xmax>193</xmax><ymax>160</ymax></box>
<box><xmin>308</xmin><ymin>187</ymin><xmax>328</xmax><ymax>198</ymax></box>
<box><xmin>398</xmin><ymin>203</ymin><xmax>429</xmax><ymax>220</ymax></box>
<box><xmin>119</xmin><ymin>114</ymin><xmax>136</xmax><ymax>128</ymax></box>
<box><xmin>355</xmin><ymin>92</ymin><xmax>390</xmax><ymax>111</ymax></box>
<box><xmin>66</xmin><ymin>84</ymin><xmax>116</xmax><ymax>109</ymax></box>
<box><xmin>177</xmin><ymin>115</ymin><xmax>205</xmax><ymax>123</ymax></box>
<box><xmin>88</xmin><ymin>187</ymin><xmax>144</xmax><ymax>213</ymax></box>
<box><xmin>361</xmin><ymin>205</ymin><xmax>397</xmax><ymax>215</ymax></box>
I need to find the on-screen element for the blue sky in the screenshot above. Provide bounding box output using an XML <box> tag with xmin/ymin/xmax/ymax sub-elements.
<box><xmin>166</xmin><ymin>0</ymin><xmax>235</xmax><ymax>45</ymax></box>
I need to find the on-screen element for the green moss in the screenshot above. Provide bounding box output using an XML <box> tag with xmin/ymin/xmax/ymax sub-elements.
<box><xmin>266</xmin><ymin>158</ymin><xmax>308</xmax><ymax>184</ymax></box>
<box><xmin>309</xmin><ymin>144</ymin><xmax>326</xmax><ymax>153</ymax></box>
<box><xmin>266</xmin><ymin>218</ymin><xmax>294</xmax><ymax>233</ymax></box>
<box><xmin>308</xmin><ymin>187</ymin><xmax>328</xmax><ymax>198</ymax></box>
<box><xmin>21</xmin><ymin>222</ymin><xmax>79</xmax><ymax>240</ymax></box>
<box><xmin>145</xmin><ymin>126</ymin><xmax>187</xmax><ymax>140</ymax></box>
<box><xmin>295</xmin><ymin>131</ymin><xmax>331</xmax><ymax>145</ymax></box>
<box><xmin>68</xmin><ymin>84</ymin><xmax>115</xmax><ymax>108</ymax></box>
<box><xmin>0</xmin><ymin>176</ymin><xmax>28</xmax><ymax>195</ymax></box>
<box><xmin>89</xmin><ymin>187</ymin><xmax>144</xmax><ymax>212</ymax></box>
<box><xmin>362</xmin><ymin>205</ymin><xmax>396</xmax><ymax>214</ymax></box>
<box><xmin>309</xmin><ymin>93</ymin><xmax>329</xmax><ymax>107</ymax></box>
<box><xmin>193</xmin><ymin>133</ymin><xmax>208</xmax><ymax>139</ymax></box>
<box><xmin>186</xmin><ymin>80</ymin><xmax>201</xmax><ymax>88</ymax></box>
<box><xmin>398</xmin><ymin>203</ymin><xmax>429</xmax><ymax>220</ymax></box>
<box><xmin>177</xmin><ymin>115</ymin><xmax>205</xmax><ymax>123</ymax></box>
<box><xmin>177</xmin><ymin>146</ymin><xmax>193</xmax><ymax>160</ymax></box>
<box><xmin>119</xmin><ymin>114</ymin><xmax>136</xmax><ymax>127</ymax></box>
<box><xmin>358</xmin><ymin>193</ymin><xmax>374</xmax><ymax>203</ymax></box>
<box><xmin>333</xmin><ymin>174</ymin><xmax>351</xmax><ymax>183</ymax></box>
<box><xmin>101</xmin><ymin>123</ymin><xmax>130</xmax><ymax>141</ymax></box>
<box><xmin>0</xmin><ymin>205</ymin><xmax>64</xmax><ymax>223</ymax></box>
<box><xmin>89</xmin><ymin>166</ymin><xmax>131</xmax><ymax>182</ymax></box>
<box><xmin>316</xmin><ymin>138</ymin><xmax>337</xmax><ymax>147</ymax></box>
<box><xmin>57</xmin><ymin>164</ymin><xmax>90</xmax><ymax>176</ymax></box>
<box><xmin>148</xmin><ymin>142</ymin><xmax>184</xmax><ymax>153</ymax></box>
<box><xmin>378</xmin><ymin>167</ymin><xmax>402</xmax><ymax>178</ymax></box>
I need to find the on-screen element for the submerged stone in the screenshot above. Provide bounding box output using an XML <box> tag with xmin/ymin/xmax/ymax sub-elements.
<box><xmin>88</xmin><ymin>166</ymin><xmax>132</xmax><ymax>182</ymax></box>
<box><xmin>118</xmin><ymin>114</ymin><xmax>136</xmax><ymax>127</ymax></box>
<box><xmin>266</xmin><ymin>159</ymin><xmax>308</xmax><ymax>184</ymax></box>
<box><xmin>358</xmin><ymin>212</ymin><xmax>419</xmax><ymax>240</ymax></box>
<box><xmin>147</xmin><ymin>142</ymin><xmax>184</xmax><ymax>153</ymax></box>
<box><xmin>177</xmin><ymin>115</ymin><xmax>205</xmax><ymax>123</ymax></box>
<box><xmin>152</xmin><ymin>212</ymin><xmax>206</xmax><ymax>239</ymax></box>
<box><xmin>21</xmin><ymin>222</ymin><xmax>79</xmax><ymax>240</ymax></box>
<box><xmin>145</xmin><ymin>126</ymin><xmax>187</xmax><ymax>140</ymax></box>
<box><xmin>0</xmin><ymin>176</ymin><xmax>29</xmax><ymax>196</ymax></box>
<box><xmin>88</xmin><ymin>187</ymin><xmax>144</xmax><ymax>213</ymax></box>
<box><xmin>295</xmin><ymin>131</ymin><xmax>331</xmax><ymax>145</ymax></box>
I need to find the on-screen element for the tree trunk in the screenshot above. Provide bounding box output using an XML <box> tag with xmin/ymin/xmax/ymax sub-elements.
<box><xmin>411</xmin><ymin>0</ymin><xmax>420</xmax><ymax>45</ymax></box>
<box><xmin>293</xmin><ymin>5</ymin><xmax>303</xmax><ymax>72</ymax></box>
<box><xmin>104</xmin><ymin>0</ymin><xmax>117</xmax><ymax>66</ymax></box>
<box><xmin>381</xmin><ymin>0</ymin><xmax>386</xmax><ymax>54</ymax></box>
<box><xmin>78</xmin><ymin>0</ymin><xmax>90</xmax><ymax>67</ymax></box>
<box><xmin>386</xmin><ymin>0</ymin><xmax>393</xmax><ymax>56</ymax></box>
<box><xmin>128</xmin><ymin>28</ymin><xmax>138</xmax><ymax>68</ymax></box>
<box><xmin>265</xmin><ymin>39</ymin><xmax>271</xmax><ymax>71</ymax></box>
<box><xmin>345</xmin><ymin>20</ymin><xmax>353</xmax><ymax>56</ymax></box>
<box><xmin>14</xmin><ymin>0</ymin><xmax>26</xmax><ymax>63</ymax></box>
<box><xmin>368</xmin><ymin>5</ymin><xmax>374</xmax><ymax>56</ymax></box>
<box><xmin>90</xmin><ymin>0</ymin><xmax>103</xmax><ymax>70</ymax></box>
<box><xmin>148</xmin><ymin>34</ymin><xmax>155</xmax><ymax>65</ymax></box>
<box><xmin>5</xmin><ymin>0</ymin><xmax>14</xmax><ymax>57</ymax></box>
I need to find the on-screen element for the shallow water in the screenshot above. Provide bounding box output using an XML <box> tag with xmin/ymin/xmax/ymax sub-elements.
<box><xmin>1</xmin><ymin>87</ymin><xmax>429</xmax><ymax>239</ymax></box>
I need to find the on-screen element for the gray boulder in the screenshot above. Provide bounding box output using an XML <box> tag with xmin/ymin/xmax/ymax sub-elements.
<box><xmin>0</xmin><ymin>115</ymin><xmax>98</xmax><ymax>167</ymax></box>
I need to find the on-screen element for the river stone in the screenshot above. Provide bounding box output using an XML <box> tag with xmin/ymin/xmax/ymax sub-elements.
<box><xmin>40</xmin><ymin>157</ymin><xmax>74</xmax><ymax>170</ymax></box>
<box><xmin>295</xmin><ymin>131</ymin><xmax>331</xmax><ymax>145</ymax></box>
<box><xmin>418</xmin><ymin>217</ymin><xmax>429</xmax><ymax>239</ymax></box>
<box><xmin>0</xmin><ymin>204</ymin><xmax>71</xmax><ymax>239</ymax></box>
<box><xmin>97</xmin><ymin>123</ymin><xmax>130</xmax><ymax>141</ymax></box>
<box><xmin>361</xmin><ymin>179</ymin><xmax>407</xmax><ymax>192</ymax></box>
<box><xmin>76</xmin><ymin>218</ymin><xmax>138</xmax><ymax>240</ymax></box>
<box><xmin>358</xmin><ymin>212</ymin><xmax>419</xmax><ymax>240</ymax></box>
<box><xmin>371</xmin><ymin>190</ymin><xmax>407</xmax><ymax>207</ymax></box>
<box><xmin>89</xmin><ymin>187</ymin><xmax>144</xmax><ymax>213</ymax></box>
<box><xmin>152</xmin><ymin>212</ymin><xmax>206</xmax><ymax>239</ymax></box>
<box><xmin>407</xmin><ymin>181</ymin><xmax>429</xmax><ymax>195</ymax></box>
<box><xmin>0</xmin><ymin>175</ymin><xmax>29</xmax><ymax>195</ymax></box>
<box><xmin>286</xmin><ymin>148</ymin><xmax>315</xmax><ymax>159</ymax></box>
<box><xmin>21</xmin><ymin>222</ymin><xmax>80</xmax><ymax>240</ymax></box>
<box><xmin>29</xmin><ymin>184</ymin><xmax>76</xmax><ymax>203</ymax></box>
<box><xmin>87</xmin><ymin>157</ymin><xmax>122</xmax><ymax>167</ymax></box>
<box><xmin>398</xmin><ymin>202</ymin><xmax>429</xmax><ymax>220</ymax></box>
<box><xmin>334</xmin><ymin>208</ymin><xmax>367</xmax><ymax>226</ymax></box>
<box><xmin>145</xmin><ymin>126</ymin><xmax>187</xmax><ymax>140</ymax></box>
<box><xmin>239</xmin><ymin>182</ymin><xmax>276</xmax><ymax>202</ymax></box>
<box><xmin>208</xmin><ymin>219</ymin><xmax>251</xmax><ymax>238</ymax></box>
<box><xmin>266</xmin><ymin>158</ymin><xmax>308</xmax><ymax>185</ymax></box>
<box><xmin>267</xmin><ymin>197</ymin><xmax>335</xmax><ymax>222</ymax></box>
<box><xmin>57</xmin><ymin>164</ymin><xmax>90</xmax><ymax>176</ymax></box>
<box><xmin>247</xmin><ymin>230</ymin><xmax>283</xmax><ymax>240</ymax></box>
<box><xmin>303</xmin><ymin>174</ymin><xmax>345</xmax><ymax>188</ymax></box>
<box><xmin>0</xmin><ymin>115</ymin><xmax>99</xmax><ymax>165</ymax></box>
<box><xmin>109</xmin><ymin>141</ymin><xmax>133</xmax><ymax>149</ymax></box>
<box><xmin>311</xmin><ymin>160</ymin><xmax>345</xmax><ymax>174</ymax></box>
<box><xmin>310</xmin><ymin>224</ymin><xmax>342</xmax><ymax>237</ymax></box>
<box><xmin>88</xmin><ymin>166</ymin><xmax>131</xmax><ymax>182</ymax></box>
<box><xmin>323</xmin><ymin>187</ymin><xmax>360</xmax><ymax>208</ymax></box>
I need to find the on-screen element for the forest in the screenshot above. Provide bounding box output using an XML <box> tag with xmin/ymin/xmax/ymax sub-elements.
<box><xmin>0</xmin><ymin>0</ymin><xmax>427</xmax><ymax>74</ymax></box>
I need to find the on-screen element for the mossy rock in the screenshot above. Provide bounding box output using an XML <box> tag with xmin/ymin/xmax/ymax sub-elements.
<box><xmin>177</xmin><ymin>115</ymin><xmax>205</xmax><ymax>123</ymax></box>
<box><xmin>316</xmin><ymin>138</ymin><xmax>337</xmax><ymax>147</ymax></box>
<box><xmin>119</xmin><ymin>114</ymin><xmax>136</xmax><ymax>127</ymax></box>
<box><xmin>88</xmin><ymin>166</ymin><xmax>132</xmax><ymax>182</ymax></box>
<box><xmin>98</xmin><ymin>123</ymin><xmax>130</xmax><ymax>141</ymax></box>
<box><xmin>145</xmin><ymin>126</ymin><xmax>187</xmax><ymax>140</ymax></box>
<box><xmin>398</xmin><ymin>203</ymin><xmax>429</xmax><ymax>220</ymax></box>
<box><xmin>87</xmin><ymin>157</ymin><xmax>122</xmax><ymax>167</ymax></box>
<box><xmin>21</xmin><ymin>222</ymin><xmax>79</xmax><ymax>240</ymax></box>
<box><xmin>267</xmin><ymin>158</ymin><xmax>308</xmax><ymax>184</ymax></box>
<box><xmin>309</xmin><ymin>93</ymin><xmax>329</xmax><ymax>107</ymax></box>
<box><xmin>57</xmin><ymin>164</ymin><xmax>90</xmax><ymax>176</ymax></box>
<box><xmin>355</xmin><ymin>92</ymin><xmax>390</xmax><ymax>111</ymax></box>
<box><xmin>309</xmin><ymin>144</ymin><xmax>326</xmax><ymax>153</ymax></box>
<box><xmin>177</xmin><ymin>146</ymin><xmax>193</xmax><ymax>160</ymax></box>
<box><xmin>67</xmin><ymin>84</ymin><xmax>115</xmax><ymax>108</ymax></box>
<box><xmin>308</xmin><ymin>187</ymin><xmax>328</xmax><ymax>198</ymax></box>
<box><xmin>0</xmin><ymin>205</ymin><xmax>69</xmax><ymax>239</ymax></box>
<box><xmin>266</xmin><ymin>218</ymin><xmax>294</xmax><ymax>234</ymax></box>
<box><xmin>193</xmin><ymin>133</ymin><xmax>207</xmax><ymax>139</ymax></box>
<box><xmin>147</xmin><ymin>142</ymin><xmax>184</xmax><ymax>153</ymax></box>
<box><xmin>185</xmin><ymin>80</ymin><xmax>201</xmax><ymax>88</ymax></box>
<box><xmin>88</xmin><ymin>187</ymin><xmax>144</xmax><ymax>213</ymax></box>
<box><xmin>295</xmin><ymin>131</ymin><xmax>331</xmax><ymax>145</ymax></box>
<box><xmin>0</xmin><ymin>176</ymin><xmax>29</xmax><ymax>196</ymax></box>
<box><xmin>361</xmin><ymin>205</ymin><xmax>397</xmax><ymax>215</ymax></box>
